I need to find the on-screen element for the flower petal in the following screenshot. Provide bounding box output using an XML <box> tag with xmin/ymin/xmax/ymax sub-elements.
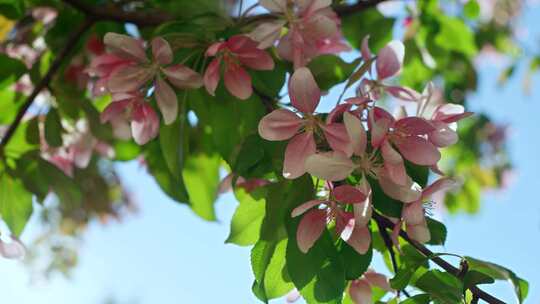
<box><xmin>333</xmin><ymin>185</ymin><xmax>366</xmax><ymax>204</ymax></box>
<box><xmin>395</xmin><ymin>117</ymin><xmax>436</xmax><ymax>135</ymax></box>
<box><xmin>151</xmin><ymin>37</ymin><xmax>173</xmax><ymax>65</ymax></box>
<box><xmin>361</xmin><ymin>35</ymin><xmax>372</xmax><ymax>63</ymax></box>
<box><xmin>155</xmin><ymin>75</ymin><xmax>178</xmax><ymax>125</ymax></box>
<box><xmin>429</xmin><ymin>122</ymin><xmax>459</xmax><ymax>147</ymax></box>
<box><xmin>322</xmin><ymin>123</ymin><xmax>353</xmax><ymax>156</ymax></box>
<box><xmin>248</xmin><ymin>20</ymin><xmax>286</xmax><ymax>49</ymax></box>
<box><xmin>224</xmin><ymin>63</ymin><xmax>253</xmax><ymax>100</ymax></box>
<box><xmin>402</xmin><ymin>201</ymin><xmax>425</xmax><ymax>225</ymax></box>
<box><xmin>259</xmin><ymin>0</ymin><xmax>287</xmax><ymax>12</ymax></box>
<box><xmin>344</xmin><ymin>112</ymin><xmax>367</xmax><ymax>156</ymax></box>
<box><xmin>100</xmin><ymin>99</ymin><xmax>131</xmax><ymax>123</ymax></box>
<box><xmin>378</xmin><ymin>171</ymin><xmax>421</xmax><ymax>203</ymax></box>
<box><xmin>296</xmin><ymin>209</ymin><xmax>327</xmax><ymax>253</ymax></box>
<box><xmin>349</xmin><ymin>279</ymin><xmax>372</xmax><ymax>304</ymax></box>
<box><xmin>395</xmin><ymin>136</ymin><xmax>441</xmax><ymax>166</ymax></box>
<box><xmin>203</xmin><ymin>58</ymin><xmax>221</xmax><ymax>96</ymax></box>
<box><xmin>104</xmin><ymin>32</ymin><xmax>147</xmax><ymax>63</ymax></box>
<box><xmin>364</xmin><ymin>271</ymin><xmax>392</xmax><ymax>291</ymax></box>
<box><xmin>291</xmin><ymin>199</ymin><xmax>324</xmax><ymax>217</ymax></box>
<box><xmin>422</xmin><ymin>177</ymin><xmax>456</xmax><ymax>199</ymax></box>
<box><xmin>162</xmin><ymin>64</ymin><xmax>203</xmax><ymax>89</ymax></box>
<box><xmin>289</xmin><ymin>67</ymin><xmax>321</xmax><ymax>114</ymax></box>
<box><xmin>381</xmin><ymin>140</ymin><xmax>407</xmax><ymax>186</ymax></box>
<box><xmin>376</xmin><ymin>40</ymin><xmax>404</xmax><ymax>79</ymax></box>
<box><xmin>236</xmin><ymin>48</ymin><xmax>275</xmax><ymax>70</ymax></box>
<box><xmin>283</xmin><ymin>132</ymin><xmax>316</xmax><ymax>179</ymax></box>
<box><xmin>385</xmin><ymin>85</ymin><xmax>421</xmax><ymax>102</ymax></box>
<box><xmin>131</xmin><ymin>102</ymin><xmax>159</xmax><ymax>145</ymax></box>
<box><xmin>407</xmin><ymin>222</ymin><xmax>431</xmax><ymax>243</ymax></box>
<box><xmin>346</xmin><ymin>225</ymin><xmax>371</xmax><ymax>255</ymax></box>
<box><xmin>304</xmin><ymin>151</ymin><xmax>356</xmax><ymax>181</ymax></box>
<box><xmin>258</xmin><ymin>109</ymin><xmax>303</xmax><ymax>141</ymax></box>
<box><xmin>0</xmin><ymin>236</ymin><xmax>26</xmax><ymax>259</ymax></box>
<box><xmin>108</xmin><ymin>65</ymin><xmax>154</xmax><ymax>93</ymax></box>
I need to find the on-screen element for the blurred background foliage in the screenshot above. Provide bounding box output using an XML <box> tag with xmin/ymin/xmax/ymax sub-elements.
<box><xmin>0</xmin><ymin>0</ymin><xmax>534</xmax><ymax>279</ymax></box>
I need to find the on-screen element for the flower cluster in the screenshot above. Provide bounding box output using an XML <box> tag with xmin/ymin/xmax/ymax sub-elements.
<box><xmin>258</xmin><ymin>37</ymin><xmax>471</xmax><ymax>253</ymax></box>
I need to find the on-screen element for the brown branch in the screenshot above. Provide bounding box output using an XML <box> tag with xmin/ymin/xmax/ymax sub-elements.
<box><xmin>62</xmin><ymin>0</ymin><xmax>391</xmax><ymax>27</ymax></box>
<box><xmin>372</xmin><ymin>211</ymin><xmax>506</xmax><ymax>304</ymax></box>
<box><xmin>0</xmin><ymin>18</ymin><xmax>95</xmax><ymax>152</ymax></box>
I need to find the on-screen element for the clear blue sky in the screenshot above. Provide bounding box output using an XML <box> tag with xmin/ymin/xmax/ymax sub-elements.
<box><xmin>1</xmin><ymin>2</ymin><xmax>540</xmax><ymax>304</ymax></box>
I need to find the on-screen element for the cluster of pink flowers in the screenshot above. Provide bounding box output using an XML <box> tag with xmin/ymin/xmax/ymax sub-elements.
<box><xmin>258</xmin><ymin>37</ymin><xmax>471</xmax><ymax>254</ymax></box>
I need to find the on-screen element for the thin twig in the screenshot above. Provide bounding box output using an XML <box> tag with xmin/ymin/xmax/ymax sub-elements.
<box><xmin>0</xmin><ymin>18</ymin><xmax>95</xmax><ymax>152</ymax></box>
<box><xmin>371</xmin><ymin>211</ymin><xmax>505</xmax><ymax>304</ymax></box>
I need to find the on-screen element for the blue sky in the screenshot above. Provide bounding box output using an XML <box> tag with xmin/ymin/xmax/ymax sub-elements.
<box><xmin>2</xmin><ymin>2</ymin><xmax>540</xmax><ymax>304</ymax></box>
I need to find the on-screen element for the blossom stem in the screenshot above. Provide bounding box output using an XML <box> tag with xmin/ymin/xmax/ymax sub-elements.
<box><xmin>372</xmin><ymin>210</ymin><xmax>505</xmax><ymax>304</ymax></box>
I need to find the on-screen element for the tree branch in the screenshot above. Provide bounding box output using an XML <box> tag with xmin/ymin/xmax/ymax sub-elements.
<box><xmin>0</xmin><ymin>18</ymin><xmax>95</xmax><ymax>152</ymax></box>
<box><xmin>372</xmin><ymin>211</ymin><xmax>505</xmax><ymax>304</ymax></box>
<box><xmin>62</xmin><ymin>0</ymin><xmax>391</xmax><ymax>27</ymax></box>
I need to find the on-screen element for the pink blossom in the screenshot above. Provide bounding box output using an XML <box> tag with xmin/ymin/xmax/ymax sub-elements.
<box><xmin>101</xmin><ymin>92</ymin><xmax>159</xmax><ymax>145</ymax></box>
<box><xmin>101</xmin><ymin>33</ymin><xmax>203</xmax><ymax>124</ymax></box>
<box><xmin>349</xmin><ymin>270</ymin><xmax>393</xmax><ymax>304</ymax></box>
<box><xmin>252</xmin><ymin>0</ymin><xmax>350</xmax><ymax>69</ymax></box>
<box><xmin>292</xmin><ymin>183</ymin><xmax>370</xmax><ymax>254</ymax></box>
<box><xmin>203</xmin><ymin>35</ymin><xmax>274</xmax><ymax>100</ymax></box>
<box><xmin>217</xmin><ymin>173</ymin><xmax>270</xmax><ymax>194</ymax></box>
<box><xmin>258</xmin><ymin>67</ymin><xmax>350</xmax><ymax>179</ymax></box>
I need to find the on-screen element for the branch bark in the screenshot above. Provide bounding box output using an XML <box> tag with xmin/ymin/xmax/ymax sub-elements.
<box><xmin>372</xmin><ymin>211</ymin><xmax>506</xmax><ymax>304</ymax></box>
<box><xmin>0</xmin><ymin>18</ymin><xmax>95</xmax><ymax>152</ymax></box>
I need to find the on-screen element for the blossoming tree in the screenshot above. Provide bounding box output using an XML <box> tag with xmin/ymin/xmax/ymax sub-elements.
<box><xmin>0</xmin><ymin>0</ymin><xmax>531</xmax><ymax>303</ymax></box>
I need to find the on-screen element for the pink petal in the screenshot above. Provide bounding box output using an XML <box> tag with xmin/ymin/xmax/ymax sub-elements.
<box><xmin>376</xmin><ymin>40</ymin><xmax>404</xmax><ymax>80</ymax></box>
<box><xmin>283</xmin><ymin>132</ymin><xmax>316</xmax><ymax>179</ymax></box>
<box><xmin>206</xmin><ymin>41</ymin><xmax>225</xmax><ymax>57</ymax></box>
<box><xmin>361</xmin><ymin>35</ymin><xmax>372</xmax><ymax>63</ymax></box>
<box><xmin>236</xmin><ymin>48</ymin><xmax>275</xmax><ymax>70</ymax></box>
<box><xmin>326</xmin><ymin>104</ymin><xmax>352</xmax><ymax>124</ymax></box>
<box><xmin>346</xmin><ymin>225</ymin><xmax>371</xmax><ymax>255</ymax></box>
<box><xmin>104</xmin><ymin>33</ymin><xmax>147</xmax><ymax>63</ymax></box>
<box><xmin>378</xmin><ymin>171</ymin><xmax>421</xmax><ymax>203</ymax></box>
<box><xmin>162</xmin><ymin>64</ymin><xmax>203</xmax><ymax>89</ymax></box>
<box><xmin>353</xmin><ymin>178</ymin><xmax>372</xmax><ymax>227</ymax></box>
<box><xmin>433</xmin><ymin>104</ymin><xmax>472</xmax><ymax>123</ymax></box>
<box><xmin>131</xmin><ymin>102</ymin><xmax>159</xmax><ymax>145</ymax></box>
<box><xmin>224</xmin><ymin>63</ymin><xmax>252</xmax><ymax>100</ymax></box>
<box><xmin>333</xmin><ymin>185</ymin><xmax>366</xmax><ymax>204</ymax></box>
<box><xmin>286</xmin><ymin>289</ymin><xmax>301</xmax><ymax>303</ymax></box>
<box><xmin>322</xmin><ymin>123</ymin><xmax>353</xmax><ymax>156</ymax></box>
<box><xmin>381</xmin><ymin>140</ymin><xmax>407</xmax><ymax>186</ymax></box>
<box><xmin>422</xmin><ymin>177</ymin><xmax>456</xmax><ymax>199</ymax></box>
<box><xmin>107</xmin><ymin>65</ymin><xmax>154</xmax><ymax>93</ymax></box>
<box><xmin>155</xmin><ymin>75</ymin><xmax>178</xmax><ymax>125</ymax></box>
<box><xmin>402</xmin><ymin>201</ymin><xmax>425</xmax><ymax>225</ymax></box>
<box><xmin>303</xmin><ymin>13</ymin><xmax>338</xmax><ymax>39</ymax></box>
<box><xmin>248</xmin><ymin>20</ymin><xmax>286</xmax><ymax>49</ymax></box>
<box><xmin>258</xmin><ymin>109</ymin><xmax>303</xmax><ymax>141</ymax></box>
<box><xmin>349</xmin><ymin>279</ymin><xmax>372</xmax><ymax>304</ymax></box>
<box><xmin>364</xmin><ymin>271</ymin><xmax>392</xmax><ymax>291</ymax></box>
<box><xmin>0</xmin><ymin>236</ymin><xmax>26</xmax><ymax>259</ymax></box>
<box><xmin>394</xmin><ymin>136</ymin><xmax>441</xmax><ymax>166</ymax></box>
<box><xmin>100</xmin><ymin>99</ymin><xmax>131</xmax><ymax>123</ymax></box>
<box><xmin>429</xmin><ymin>122</ymin><xmax>459</xmax><ymax>147</ymax></box>
<box><xmin>336</xmin><ymin>212</ymin><xmax>355</xmax><ymax>240</ymax></box>
<box><xmin>385</xmin><ymin>85</ymin><xmax>421</xmax><ymax>101</ymax></box>
<box><xmin>395</xmin><ymin>117</ymin><xmax>435</xmax><ymax>135</ymax></box>
<box><xmin>151</xmin><ymin>37</ymin><xmax>173</xmax><ymax>65</ymax></box>
<box><xmin>407</xmin><ymin>222</ymin><xmax>431</xmax><ymax>243</ymax></box>
<box><xmin>203</xmin><ymin>58</ymin><xmax>221</xmax><ymax>96</ymax></box>
<box><xmin>304</xmin><ymin>151</ymin><xmax>357</xmax><ymax>181</ymax></box>
<box><xmin>289</xmin><ymin>67</ymin><xmax>321</xmax><ymax>114</ymax></box>
<box><xmin>343</xmin><ymin>112</ymin><xmax>367</xmax><ymax>156</ymax></box>
<box><xmin>369</xmin><ymin>113</ymin><xmax>391</xmax><ymax>148</ymax></box>
<box><xmin>296</xmin><ymin>209</ymin><xmax>327</xmax><ymax>253</ymax></box>
<box><xmin>227</xmin><ymin>35</ymin><xmax>260</xmax><ymax>53</ymax></box>
<box><xmin>291</xmin><ymin>199</ymin><xmax>324</xmax><ymax>217</ymax></box>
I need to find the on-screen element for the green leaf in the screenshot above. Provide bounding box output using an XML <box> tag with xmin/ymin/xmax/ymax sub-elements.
<box><xmin>251</xmin><ymin>239</ymin><xmax>294</xmax><ymax>302</ymax></box>
<box><xmin>0</xmin><ymin>170</ymin><xmax>33</xmax><ymax>236</ymax></box>
<box><xmin>0</xmin><ymin>54</ymin><xmax>26</xmax><ymax>87</ymax></box>
<box><xmin>183</xmin><ymin>153</ymin><xmax>221</xmax><ymax>221</ymax></box>
<box><xmin>434</xmin><ymin>16</ymin><xmax>477</xmax><ymax>58</ymax></box>
<box><xmin>307</xmin><ymin>55</ymin><xmax>359</xmax><ymax>91</ymax></box>
<box><xmin>415</xmin><ymin>270</ymin><xmax>463</xmax><ymax>303</ymax></box>
<box><xmin>463</xmin><ymin>270</ymin><xmax>495</xmax><ymax>290</ymax></box>
<box><xmin>145</xmin><ymin>141</ymin><xmax>190</xmax><ymax>203</ymax></box>
<box><xmin>0</xmin><ymin>1</ymin><xmax>25</xmax><ymax>19</ymax></box>
<box><xmin>339</xmin><ymin>240</ymin><xmax>373</xmax><ymax>280</ymax></box>
<box><xmin>251</xmin><ymin>59</ymin><xmax>287</xmax><ymax>98</ymax></box>
<box><xmin>465</xmin><ymin>256</ymin><xmax>529</xmax><ymax>303</ymax></box>
<box><xmin>160</xmin><ymin>116</ymin><xmax>186</xmax><ymax>177</ymax></box>
<box><xmin>44</xmin><ymin>108</ymin><xmax>64</xmax><ymax>147</ymax></box>
<box><xmin>463</xmin><ymin>0</ymin><xmax>480</xmax><ymax>19</ymax></box>
<box><xmin>260</xmin><ymin>176</ymin><xmax>314</xmax><ymax>241</ymax></box>
<box><xmin>341</xmin><ymin>8</ymin><xmax>395</xmax><ymax>51</ymax></box>
<box><xmin>426</xmin><ymin>218</ymin><xmax>447</xmax><ymax>245</ymax></box>
<box><xmin>399</xmin><ymin>294</ymin><xmax>431</xmax><ymax>304</ymax></box>
<box><xmin>226</xmin><ymin>188</ymin><xmax>266</xmax><ymax>246</ymax></box>
<box><xmin>113</xmin><ymin>140</ymin><xmax>141</xmax><ymax>161</ymax></box>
